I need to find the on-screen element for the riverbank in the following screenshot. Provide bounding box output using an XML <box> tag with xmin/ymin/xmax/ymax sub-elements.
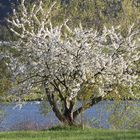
<box><xmin>0</xmin><ymin>128</ymin><xmax>139</xmax><ymax>140</ymax></box>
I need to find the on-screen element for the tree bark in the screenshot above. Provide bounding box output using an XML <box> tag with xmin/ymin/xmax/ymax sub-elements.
<box><xmin>63</xmin><ymin>100</ymin><xmax>75</xmax><ymax>125</ymax></box>
<box><xmin>44</xmin><ymin>84</ymin><xmax>76</xmax><ymax>125</ymax></box>
<box><xmin>44</xmin><ymin>83</ymin><xmax>103</xmax><ymax>126</ymax></box>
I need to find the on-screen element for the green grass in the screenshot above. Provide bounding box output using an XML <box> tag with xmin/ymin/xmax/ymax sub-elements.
<box><xmin>0</xmin><ymin>128</ymin><xmax>140</xmax><ymax>140</ymax></box>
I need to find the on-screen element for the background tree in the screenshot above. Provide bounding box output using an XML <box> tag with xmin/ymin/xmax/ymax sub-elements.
<box><xmin>0</xmin><ymin>40</ymin><xmax>13</xmax><ymax>101</ymax></box>
<box><xmin>109</xmin><ymin>101</ymin><xmax>140</xmax><ymax>129</ymax></box>
<box><xmin>0</xmin><ymin>0</ymin><xmax>19</xmax><ymax>100</ymax></box>
<box><xmin>5</xmin><ymin>0</ymin><xmax>140</xmax><ymax>126</ymax></box>
<box><xmin>47</xmin><ymin>0</ymin><xmax>140</xmax><ymax>30</ymax></box>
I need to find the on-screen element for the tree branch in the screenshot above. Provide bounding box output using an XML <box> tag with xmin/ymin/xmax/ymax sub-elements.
<box><xmin>17</xmin><ymin>74</ymin><xmax>39</xmax><ymax>84</ymax></box>
<box><xmin>50</xmin><ymin>80</ymin><xmax>66</xmax><ymax>102</ymax></box>
<box><xmin>73</xmin><ymin>96</ymin><xmax>102</xmax><ymax>119</ymax></box>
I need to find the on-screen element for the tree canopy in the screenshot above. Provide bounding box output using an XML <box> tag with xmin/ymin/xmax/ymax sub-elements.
<box><xmin>2</xmin><ymin>0</ymin><xmax>139</xmax><ymax>125</ymax></box>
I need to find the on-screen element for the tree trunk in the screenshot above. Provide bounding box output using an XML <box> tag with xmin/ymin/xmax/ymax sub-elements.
<box><xmin>44</xmin><ymin>83</ymin><xmax>103</xmax><ymax>126</ymax></box>
<box><xmin>63</xmin><ymin>108</ymin><xmax>75</xmax><ymax>126</ymax></box>
<box><xmin>44</xmin><ymin>85</ymin><xmax>75</xmax><ymax>126</ymax></box>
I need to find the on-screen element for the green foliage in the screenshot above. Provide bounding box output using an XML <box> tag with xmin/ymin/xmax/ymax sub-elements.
<box><xmin>47</xmin><ymin>0</ymin><xmax>140</xmax><ymax>31</ymax></box>
<box><xmin>0</xmin><ymin>49</ymin><xmax>11</xmax><ymax>100</ymax></box>
<box><xmin>109</xmin><ymin>101</ymin><xmax>140</xmax><ymax>129</ymax></box>
<box><xmin>39</xmin><ymin>101</ymin><xmax>52</xmax><ymax>116</ymax></box>
<box><xmin>2</xmin><ymin>0</ymin><xmax>140</xmax><ymax>36</ymax></box>
<box><xmin>0</xmin><ymin>24</ymin><xmax>16</xmax><ymax>41</ymax></box>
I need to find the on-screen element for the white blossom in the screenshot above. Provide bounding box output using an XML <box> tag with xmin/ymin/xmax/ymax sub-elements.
<box><xmin>4</xmin><ymin>0</ymin><xmax>140</xmax><ymax>118</ymax></box>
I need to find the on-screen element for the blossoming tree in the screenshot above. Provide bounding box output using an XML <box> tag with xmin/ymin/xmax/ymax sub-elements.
<box><xmin>5</xmin><ymin>0</ymin><xmax>140</xmax><ymax>125</ymax></box>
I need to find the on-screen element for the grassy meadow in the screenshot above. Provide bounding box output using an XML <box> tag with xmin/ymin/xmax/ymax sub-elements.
<box><xmin>0</xmin><ymin>128</ymin><xmax>140</xmax><ymax>140</ymax></box>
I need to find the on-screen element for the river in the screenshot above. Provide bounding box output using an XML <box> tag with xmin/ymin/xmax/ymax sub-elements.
<box><xmin>0</xmin><ymin>100</ymin><xmax>140</xmax><ymax>131</ymax></box>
